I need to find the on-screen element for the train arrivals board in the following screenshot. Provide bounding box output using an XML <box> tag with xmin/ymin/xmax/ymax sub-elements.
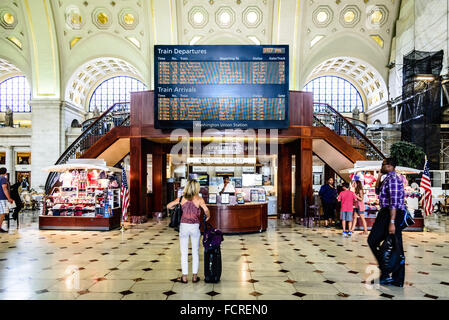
<box><xmin>154</xmin><ymin>45</ymin><xmax>289</xmax><ymax>129</ymax></box>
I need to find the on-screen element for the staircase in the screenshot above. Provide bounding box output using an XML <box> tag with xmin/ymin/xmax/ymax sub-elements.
<box><xmin>44</xmin><ymin>102</ymin><xmax>130</xmax><ymax>193</ymax></box>
<box><xmin>45</xmin><ymin>100</ymin><xmax>384</xmax><ymax>193</ymax></box>
<box><xmin>312</xmin><ymin>102</ymin><xmax>384</xmax><ymax>161</ymax></box>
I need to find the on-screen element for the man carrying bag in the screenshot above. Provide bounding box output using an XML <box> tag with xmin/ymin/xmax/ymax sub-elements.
<box><xmin>368</xmin><ymin>158</ymin><xmax>406</xmax><ymax>287</ymax></box>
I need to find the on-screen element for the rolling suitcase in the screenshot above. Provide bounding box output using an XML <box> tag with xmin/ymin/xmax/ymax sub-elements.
<box><xmin>204</xmin><ymin>246</ymin><xmax>222</xmax><ymax>283</ymax></box>
<box><xmin>202</xmin><ymin>217</ymin><xmax>224</xmax><ymax>283</ymax></box>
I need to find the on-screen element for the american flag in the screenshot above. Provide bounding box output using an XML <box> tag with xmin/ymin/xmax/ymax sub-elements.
<box><xmin>121</xmin><ymin>168</ymin><xmax>130</xmax><ymax>221</ymax></box>
<box><xmin>420</xmin><ymin>159</ymin><xmax>432</xmax><ymax>216</ymax></box>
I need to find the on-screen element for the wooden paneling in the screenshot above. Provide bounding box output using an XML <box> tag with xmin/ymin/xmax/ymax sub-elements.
<box><xmin>298</xmin><ymin>138</ymin><xmax>313</xmax><ymax>218</ymax></box>
<box><xmin>312</xmin><ymin>126</ymin><xmax>365</xmax><ymax>162</ymax></box>
<box><xmin>278</xmin><ymin>143</ymin><xmax>292</xmax><ymax>215</ymax></box>
<box><xmin>39</xmin><ymin>208</ymin><xmax>121</xmax><ymax>231</ymax></box>
<box><xmin>130</xmin><ymin>91</ymin><xmax>154</xmax><ymax>136</ymax></box>
<box><xmin>289</xmin><ymin>91</ymin><xmax>313</xmax><ymax>126</ymax></box>
<box><xmin>130</xmin><ymin>138</ymin><xmax>147</xmax><ymax>217</ymax></box>
<box><xmin>81</xmin><ymin>127</ymin><xmax>130</xmax><ymax>159</ymax></box>
<box><xmin>151</xmin><ymin>143</ymin><xmax>166</xmax><ymax>213</ymax></box>
<box><xmin>204</xmin><ymin>203</ymin><xmax>268</xmax><ymax>234</ymax></box>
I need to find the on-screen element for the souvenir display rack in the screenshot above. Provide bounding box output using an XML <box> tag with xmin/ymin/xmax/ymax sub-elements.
<box><xmin>39</xmin><ymin>166</ymin><xmax>122</xmax><ymax>231</ymax></box>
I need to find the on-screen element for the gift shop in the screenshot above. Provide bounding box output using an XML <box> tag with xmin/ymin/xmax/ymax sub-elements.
<box><xmin>39</xmin><ymin>159</ymin><xmax>123</xmax><ymax>230</ymax></box>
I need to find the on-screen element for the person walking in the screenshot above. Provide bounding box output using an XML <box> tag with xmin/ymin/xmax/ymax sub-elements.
<box><xmin>319</xmin><ymin>177</ymin><xmax>338</xmax><ymax>228</ymax></box>
<box><xmin>337</xmin><ymin>182</ymin><xmax>357</xmax><ymax>237</ymax></box>
<box><xmin>351</xmin><ymin>180</ymin><xmax>368</xmax><ymax>234</ymax></box>
<box><xmin>167</xmin><ymin>180</ymin><xmax>210</xmax><ymax>284</ymax></box>
<box><xmin>10</xmin><ymin>181</ymin><xmax>23</xmax><ymax>224</ymax></box>
<box><xmin>368</xmin><ymin>158</ymin><xmax>406</xmax><ymax>287</ymax></box>
<box><xmin>0</xmin><ymin>168</ymin><xmax>13</xmax><ymax>233</ymax></box>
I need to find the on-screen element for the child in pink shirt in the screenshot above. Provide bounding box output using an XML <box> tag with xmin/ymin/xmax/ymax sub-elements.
<box><xmin>337</xmin><ymin>182</ymin><xmax>357</xmax><ymax>237</ymax></box>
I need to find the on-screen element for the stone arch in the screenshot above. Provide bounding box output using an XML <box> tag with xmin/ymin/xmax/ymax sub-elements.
<box><xmin>64</xmin><ymin>57</ymin><xmax>145</xmax><ymax>111</ymax></box>
<box><xmin>304</xmin><ymin>56</ymin><xmax>388</xmax><ymax>109</ymax></box>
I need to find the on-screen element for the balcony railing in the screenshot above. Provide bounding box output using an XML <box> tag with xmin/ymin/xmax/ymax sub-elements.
<box><xmin>44</xmin><ymin>102</ymin><xmax>130</xmax><ymax>193</ymax></box>
<box><xmin>313</xmin><ymin>102</ymin><xmax>384</xmax><ymax>160</ymax></box>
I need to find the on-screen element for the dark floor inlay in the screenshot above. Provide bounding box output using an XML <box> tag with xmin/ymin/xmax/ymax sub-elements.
<box><xmin>380</xmin><ymin>293</ymin><xmax>394</xmax><ymax>299</ymax></box>
<box><xmin>120</xmin><ymin>290</ymin><xmax>134</xmax><ymax>296</ymax></box>
<box><xmin>120</xmin><ymin>260</ymin><xmax>129</xmax><ymax>263</ymax></box>
<box><xmin>95</xmin><ymin>277</ymin><xmax>107</xmax><ymax>282</ymax></box>
<box><xmin>348</xmin><ymin>270</ymin><xmax>359</xmax><ymax>274</ymax></box>
<box><xmin>327</xmin><ymin>255</ymin><xmax>335</xmax><ymax>258</ymax></box>
<box><xmin>418</xmin><ymin>271</ymin><xmax>429</xmax><ymax>275</ymax></box>
<box><xmin>432</xmin><ymin>263</ymin><xmax>442</xmax><ymax>266</ymax></box>
<box><xmin>441</xmin><ymin>281</ymin><xmax>449</xmax><ymax>286</ymax></box>
<box><xmin>292</xmin><ymin>292</ymin><xmax>306</xmax><ymax>297</ymax></box>
<box><xmin>324</xmin><ymin>280</ymin><xmax>335</xmax><ymax>284</ymax></box>
<box><xmin>78</xmin><ymin>289</ymin><xmax>90</xmax><ymax>295</ymax></box>
<box><xmin>249</xmin><ymin>291</ymin><xmax>262</xmax><ymax>297</ymax></box>
<box><xmin>279</xmin><ymin>269</ymin><xmax>289</xmax><ymax>273</ymax></box>
<box><xmin>285</xmin><ymin>279</ymin><xmax>297</xmax><ymax>284</ymax></box>
<box><xmin>273</xmin><ymin>261</ymin><xmax>284</xmax><ymax>264</ymax></box>
<box><xmin>424</xmin><ymin>294</ymin><xmax>438</xmax><ymax>300</ymax></box>
<box><xmin>133</xmin><ymin>278</ymin><xmax>144</xmax><ymax>282</ymax></box>
<box><xmin>89</xmin><ymin>259</ymin><xmax>98</xmax><ymax>262</ymax></box>
<box><xmin>314</xmin><ymin>270</ymin><xmax>324</xmax><ymax>273</ymax></box>
<box><xmin>109</xmin><ymin>267</ymin><xmax>119</xmax><ymax>271</ymax></box>
<box><xmin>35</xmin><ymin>289</ymin><xmax>49</xmax><ymax>294</ymax></box>
<box><xmin>337</xmin><ymin>292</ymin><xmax>350</xmax><ymax>298</ymax></box>
<box><xmin>247</xmin><ymin>279</ymin><xmax>258</xmax><ymax>283</ymax></box>
<box><xmin>142</xmin><ymin>268</ymin><xmax>153</xmax><ymax>271</ymax></box>
<box><xmin>163</xmin><ymin>290</ymin><xmax>176</xmax><ymax>296</ymax></box>
<box><xmin>150</xmin><ymin>260</ymin><xmax>159</xmax><ymax>263</ymax></box>
<box><xmin>206</xmin><ymin>291</ymin><xmax>220</xmax><ymax>297</ymax></box>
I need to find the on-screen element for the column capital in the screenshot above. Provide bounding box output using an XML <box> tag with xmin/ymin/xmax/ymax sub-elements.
<box><xmin>29</xmin><ymin>99</ymin><xmax>62</xmax><ymax>111</ymax></box>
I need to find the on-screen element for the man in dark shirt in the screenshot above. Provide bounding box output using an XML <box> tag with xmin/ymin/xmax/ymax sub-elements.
<box><xmin>319</xmin><ymin>177</ymin><xmax>338</xmax><ymax>228</ymax></box>
<box><xmin>0</xmin><ymin>168</ymin><xmax>14</xmax><ymax>233</ymax></box>
<box><xmin>368</xmin><ymin>158</ymin><xmax>406</xmax><ymax>287</ymax></box>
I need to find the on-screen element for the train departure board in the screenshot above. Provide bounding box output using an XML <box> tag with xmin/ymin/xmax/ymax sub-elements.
<box><xmin>154</xmin><ymin>45</ymin><xmax>289</xmax><ymax>129</ymax></box>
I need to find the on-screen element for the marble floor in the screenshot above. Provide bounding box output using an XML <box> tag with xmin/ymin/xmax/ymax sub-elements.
<box><xmin>0</xmin><ymin>212</ymin><xmax>448</xmax><ymax>300</ymax></box>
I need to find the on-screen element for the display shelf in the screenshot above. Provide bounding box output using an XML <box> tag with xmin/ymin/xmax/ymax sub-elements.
<box><xmin>39</xmin><ymin>208</ymin><xmax>122</xmax><ymax>231</ymax></box>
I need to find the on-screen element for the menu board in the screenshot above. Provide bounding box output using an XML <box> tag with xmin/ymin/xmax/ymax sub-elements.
<box><xmin>154</xmin><ymin>45</ymin><xmax>289</xmax><ymax>129</ymax></box>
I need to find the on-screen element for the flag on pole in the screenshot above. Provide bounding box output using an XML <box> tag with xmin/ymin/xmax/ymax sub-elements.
<box><xmin>121</xmin><ymin>167</ymin><xmax>130</xmax><ymax>221</ymax></box>
<box><xmin>420</xmin><ymin>158</ymin><xmax>432</xmax><ymax>216</ymax></box>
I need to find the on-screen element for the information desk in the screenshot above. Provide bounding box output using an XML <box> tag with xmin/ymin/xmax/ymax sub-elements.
<box><xmin>204</xmin><ymin>202</ymin><xmax>268</xmax><ymax>234</ymax></box>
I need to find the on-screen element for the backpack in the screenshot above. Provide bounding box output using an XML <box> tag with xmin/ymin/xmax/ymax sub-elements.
<box><xmin>202</xmin><ymin>218</ymin><xmax>224</xmax><ymax>251</ymax></box>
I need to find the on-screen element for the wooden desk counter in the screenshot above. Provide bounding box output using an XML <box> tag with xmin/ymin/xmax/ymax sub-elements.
<box><xmin>204</xmin><ymin>202</ymin><xmax>268</xmax><ymax>234</ymax></box>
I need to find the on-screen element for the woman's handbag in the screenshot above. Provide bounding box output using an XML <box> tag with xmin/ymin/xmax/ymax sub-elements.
<box><xmin>168</xmin><ymin>196</ymin><xmax>183</xmax><ymax>228</ymax></box>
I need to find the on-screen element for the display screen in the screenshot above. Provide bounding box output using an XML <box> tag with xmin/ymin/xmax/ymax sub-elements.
<box><xmin>188</xmin><ymin>173</ymin><xmax>209</xmax><ymax>186</ymax></box>
<box><xmin>154</xmin><ymin>45</ymin><xmax>289</xmax><ymax>129</ymax></box>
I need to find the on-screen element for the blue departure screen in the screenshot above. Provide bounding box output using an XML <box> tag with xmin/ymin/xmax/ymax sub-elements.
<box><xmin>154</xmin><ymin>45</ymin><xmax>289</xmax><ymax>129</ymax></box>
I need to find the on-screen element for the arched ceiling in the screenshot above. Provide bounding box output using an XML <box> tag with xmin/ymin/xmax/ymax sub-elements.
<box><xmin>0</xmin><ymin>57</ymin><xmax>22</xmax><ymax>81</ymax></box>
<box><xmin>0</xmin><ymin>0</ymin><xmax>401</xmax><ymax>111</ymax></box>
<box><xmin>298</xmin><ymin>0</ymin><xmax>401</xmax><ymax>92</ymax></box>
<box><xmin>176</xmin><ymin>0</ymin><xmax>274</xmax><ymax>46</ymax></box>
<box><xmin>65</xmin><ymin>57</ymin><xmax>144</xmax><ymax>108</ymax></box>
<box><xmin>307</xmin><ymin>56</ymin><xmax>388</xmax><ymax>107</ymax></box>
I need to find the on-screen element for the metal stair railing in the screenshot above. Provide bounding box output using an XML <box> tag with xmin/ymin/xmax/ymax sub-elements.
<box><xmin>44</xmin><ymin>102</ymin><xmax>130</xmax><ymax>193</ymax></box>
<box><xmin>312</xmin><ymin>102</ymin><xmax>385</xmax><ymax>161</ymax></box>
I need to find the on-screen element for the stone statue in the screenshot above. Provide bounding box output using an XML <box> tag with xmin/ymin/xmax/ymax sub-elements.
<box><xmin>352</xmin><ymin>106</ymin><xmax>360</xmax><ymax>120</ymax></box>
<box><xmin>5</xmin><ymin>106</ymin><xmax>13</xmax><ymax>127</ymax></box>
<box><xmin>93</xmin><ymin>106</ymin><xmax>100</xmax><ymax>118</ymax></box>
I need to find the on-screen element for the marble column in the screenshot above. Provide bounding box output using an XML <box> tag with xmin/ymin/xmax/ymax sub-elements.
<box><xmin>6</xmin><ymin>146</ymin><xmax>14</xmax><ymax>182</ymax></box>
<box><xmin>29</xmin><ymin>99</ymin><xmax>62</xmax><ymax>190</ymax></box>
